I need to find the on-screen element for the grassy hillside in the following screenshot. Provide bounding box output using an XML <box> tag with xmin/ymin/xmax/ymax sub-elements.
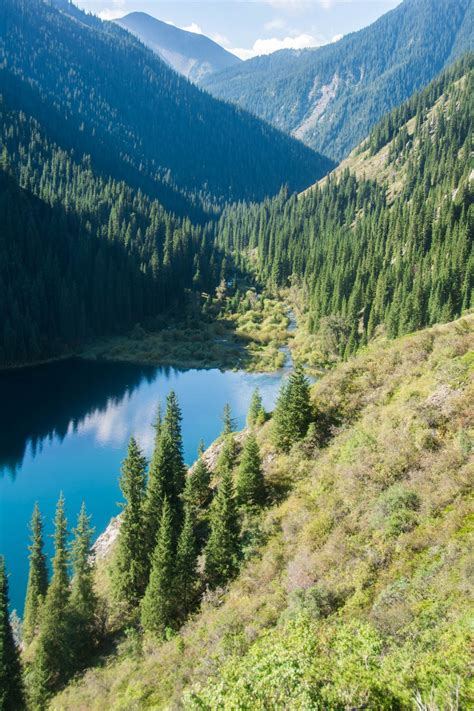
<box><xmin>215</xmin><ymin>55</ymin><xmax>473</xmax><ymax>367</ymax></box>
<box><xmin>52</xmin><ymin>314</ymin><xmax>473</xmax><ymax>710</ymax></box>
<box><xmin>308</xmin><ymin>60</ymin><xmax>472</xmax><ymax>202</ymax></box>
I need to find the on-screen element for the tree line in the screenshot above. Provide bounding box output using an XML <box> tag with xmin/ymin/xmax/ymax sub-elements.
<box><xmin>0</xmin><ymin>367</ymin><xmax>316</xmax><ymax>709</ymax></box>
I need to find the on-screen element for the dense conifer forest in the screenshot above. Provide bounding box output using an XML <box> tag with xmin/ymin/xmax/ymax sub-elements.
<box><xmin>215</xmin><ymin>56</ymin><xmax>473</xmax><ymax>356</ymax></box>
<box><xmin>0</xmin><ymin>0</ymin><xmax>332</xmax><ymax>212</ymax></box>
<box><xmin>0</xmin><ymin>0</ymin><xmax>472</xmax><ymax>707</ymax></box>
<box><xmin>202</xmin><ymin>0</ymin><xmax>473</xmax><ymax>160</ymax></box>
<box><xmin>0</xmin><ymin>114</ymin><xmax>221</xmax><ymax>366</ymax></box>
<box><xmin>1</xmin><ymin>52</ymin><xmax>472</xmax><ymax>369</ymax></box>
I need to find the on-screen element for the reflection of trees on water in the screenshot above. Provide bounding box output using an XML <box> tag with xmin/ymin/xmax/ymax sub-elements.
<box><xmin>0</xmin><ymin>359</ymin><xmax>165</xmax><ymax>477</ymax></box>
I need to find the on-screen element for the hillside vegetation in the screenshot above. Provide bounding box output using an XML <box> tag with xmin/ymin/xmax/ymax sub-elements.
<box><xmin>0</xmin><ymin>0</ymin><xmax>331</xmax><ymax>213</ymax></box>
<box><xmin>202</xmin><ymin>0</ymin><xmax>473</xmax><ymax>161</ymax></box>
<box><xmin>50</xmin><ymin>314</ymin><xmax>473</xmax><ymax>710</ymax></box>
<box><xmin>216</xmin><ymin>56</ymin><xmax>473</xmax><ymax>367</ymax></box>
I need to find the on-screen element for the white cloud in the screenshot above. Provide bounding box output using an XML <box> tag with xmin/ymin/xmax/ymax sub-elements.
<box><xmin>96</xmin><ymin>0</ymin><xmax>125</xmax><ymax>21</ymax></box>
<box><xmin>264</xmin><ymin>18</ymin><xmax>286</xmax><ymax>31</ymax></box>
<box><xmin>231</xmin><ymin>32</ymin><xmax>324</xmax><ymax>60</ymax></box>
<box><xmin>182</xmin><ymin>22</ymin><xmax>204</xmax><ymax>35</ymax></box>
<box><xmin>332</xmin><ymin>33</ymin><xmax>344</xmax><ymax>42</ymax></box>
<box><xmin>211</xmin><ymin>32</ymin><xmax>232</xmax><ymax>47</ymax></box>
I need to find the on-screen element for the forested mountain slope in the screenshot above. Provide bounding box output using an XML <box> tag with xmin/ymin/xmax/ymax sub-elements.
<box><xmin>0</xmin><ymin>98</ymin><xmax>222</xmax><ymax>367</ymax></box>
<box><xmin>202</xmin><ymin>0</ymin><xmax>473</xmax><ymax>161</ymax></box>
<box><xmin>0</xmin><ymin>0</ymin><xmax>331</xmax><ymax>212</ymax></box>
<box><xmin>51</xmin><ymin>314</ymin><xmax>473</xmax><ymax>710</ymax></box>
<box><xmin>115</xmin><ymin>12</ymin><xmax>240</xmax><ymax>83</ymax></box>
<box><xmin>215</xmin><ymin>56</ymin><xmax>473</xmax><ymax>365</ymax></box>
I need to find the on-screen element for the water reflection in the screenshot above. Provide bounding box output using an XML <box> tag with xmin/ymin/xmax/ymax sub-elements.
<box><xmin>0</xmin><ymin>359</ymin><xmax>159</xmax><ymax>477</ymax></box>
<box><xmin>0</xmin><ymin>358</ymin><xmax>283</xmax><ymax>612</ymax></box>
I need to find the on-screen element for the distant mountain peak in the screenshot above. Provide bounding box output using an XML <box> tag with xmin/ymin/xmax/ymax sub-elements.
<box><xmin>114</xmin><ymin>12</ymin><xmax>240</xmax><ymax>83</ymax></box>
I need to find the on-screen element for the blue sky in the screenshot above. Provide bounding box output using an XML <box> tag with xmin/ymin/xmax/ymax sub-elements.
<box><xmin>76</xmin><ymin>0</ymin><xmax>402</xmax><ymax>59</ymax></box>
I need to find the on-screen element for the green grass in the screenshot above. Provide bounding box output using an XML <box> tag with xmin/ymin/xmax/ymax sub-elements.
<box><xmin>51</xmin><ymin>315</ymin><xmax>473</xmax><ymax>710</ymax></box>
<box><xmin>81</xmin><ymin>292</ymin><xmax>291</xmax><ymax>373</ymax></box>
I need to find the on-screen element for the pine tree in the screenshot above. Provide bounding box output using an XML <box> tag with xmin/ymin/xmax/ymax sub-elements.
<box><xmin>69</xmin><ymin>503</ymin><xmax>97</xmax><ymax>668</ymax></box>
<box><xmin>272</xmin><ymin>365</ymin><xmax>312</xmax><ymax>453</ymax></box>
<box><xmin>113</xmin><ymin>437</ymin><xmax>148</xmax><ymax>608</ymax></box>
<box><xmin>30</xmin><ymin>494</ymin><xmax>71</xmax><ymax>707</ymax></box>
<box><xmin>217</xmin><ymin>434</ymin><xmax>238</xmax><ymax>476</ymax></box>
<box><xmin>204</xmin><ymin>469</ymin><xmax>240</xmax><ymax>589</ymax></box>
<box><xmin>236</xmin><ymin>433</ymin><xmax>266</xmax><ymax>507</ymax></box>
<box><xmin>247</xmin><ymin>388</ymin><xmax>265</xmax><ymax>427</ymax></box>
<box><xmin>144</xmin><ymin>393</ymin><xmax>186</xmax><ymax>552</ymax></box>
<box><xmin>0</xmin><ymin>557</ymin><xmax>25</xmax><ymax>711</ymax></box>
<box><xmin>183</xmin><ymin>442</ymin><xmax>211</xmax><ymax>511</ymax></box>
<box><xmin>222</xmin><ymin>403</ymin><xmax>235</xmax><ymax>436</ymax></box>
<box><xmin>23</xmin><ymin>503</ymin><xmax>48</xmax><ymax>645</ymax></box>
<box><xmin>141</xmin><ymin>498</ymin><xmax>175</xmax><ymax>636</ymax></box>
<box><xmin>174</xmin><ymin>503</ymin><xmax>198</xmax><ymax>622</ymax></box>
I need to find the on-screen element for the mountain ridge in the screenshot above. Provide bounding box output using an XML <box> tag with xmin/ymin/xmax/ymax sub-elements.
<box><xmin>0</xmin><ymin>0</ymin><xmax>332</xmax><ymax>213</ymax></box>
<box><xmin>115</xmin><ymin>12</ymin><xmax>240</xmax><ymax>83</ymax></box>
<box><xmin>202</xmin><ymin>0</ymin><xmax>473</xmax><ymax>161</ymax></box>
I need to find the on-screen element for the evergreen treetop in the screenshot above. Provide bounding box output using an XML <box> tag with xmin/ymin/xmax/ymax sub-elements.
<box><xmin>23</xmin><ymin>502</ymin><xmax>48</xmax><ymax>645</ymax></box>
<box><xmin>0</xmin><ymin>556</ymin><xmax>25</xmax><ymax>711</ymax></box>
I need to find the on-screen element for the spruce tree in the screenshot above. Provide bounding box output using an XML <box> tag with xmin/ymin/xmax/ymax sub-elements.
<box><xmin>70</xmin><ymin>503</ymin><xmax>97</xmax><ymax>668</ymax></box>
<box><xmin>144</xmin><ymin>393</ymin><xmax>186</xmax><ymax>552</ymax></box>
<box><xmin>0</xmin><ymin>557</ymin><xmax>25</xmax><ymax>711</ymax></box>
<box><xmin>272</xmin><ymin>365</ymin><xmax>312</xmax><ymax>453</ymax></box>
<box><xmin>30</xmin><ymin>494</ymin><xmax>71</xmax><ymax>707</ymax></box>
<box><xmin>113</xmin><ymin>437</ymin><xmax>148</xmax><ymax>608</ymax></box>
<box><xmin>217</xmin><ymin>434</ymin><xmax>237</xmax><ymax>476</ymax></box>
<box><xmin>222</xmin><ymin>403</ymin><xmax>235</xmax><ymax>436</ymax></box>
<box><xmin>236</xmin><ymin>433</ymin><xmax>266</xmax><ymax>507</ymax></box>
<box><xmin>174</xmin><ymin>503</ymin><xmax>198</xmax><ymax>622</ymax></box>
<box><xmin>204</xmin><ymin>469</ymin><xmax>240</xmax><ymax>589</ymax></box>
<box><xmin>247</xmin><ymin>388</ymin><xmax>265</xmax><ymax>427</ymax></box>
<box><xmin>141</xmin><ymin>498</ymin><xmax>175</xmax><ymax>637</ymax></box>
<box><xmin>23</xmin><ymin>503</ymin><xmax>48</xmax><ymax>645</ymax></box>
<box><xmin>183</xmin><ymin>442</ymin><xmax>211</xmax><ymax>511</ymax></box>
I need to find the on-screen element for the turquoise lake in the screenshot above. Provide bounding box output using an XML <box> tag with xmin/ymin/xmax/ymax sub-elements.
<box><xmin>0</xmin><ymin>359</ymin><xmax>285</xmax><ymax>612</ymax></box>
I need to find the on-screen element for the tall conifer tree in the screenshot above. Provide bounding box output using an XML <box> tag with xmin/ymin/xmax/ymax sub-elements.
<box><xmin>247</xmin><ymin>388</ymin><xmax>265</xmax><ymax>427</ymax></box>
<box><xmin>222</xmin><ymin>403</ymin><xmax>235</xmax><ymax>436</ymax></box>
<box><xmin>174</xmin><ymin>503</ymin><xmax>198</xmax><ymax>623</ymax></box>
<box><xmin>113</xmin><ymin>437</ymin><xmax>148</xmax><ymax>608</ymax></box>
<box><xmin>30</xmin><ymin>494</ymin><xmax>71</xmax><ymax>707</ymax></box>
<box><xmin>236</xmin><ymin>433</ymin><xmax>266</xmax><ymax>507</ymax></box>
<box><xmin>141</xmin><ymin>498</ymin><xmax>175</xmax><ymax>636</ymax></box>
<box><xmin>144</xmin><ymin>392</ymin><xmax>186</xmax><ymax>552</ymax></box>
<box><xmin>204</xmin><ymin>469</ymin><xmax>240</xmax><ymax>589</ymax></box>
<box><xmin>70</xmin><ymin>503</ymin><xmax>97</xmax><ymax>668</ymax></box>
<box><xmin>23</xmin><ymin>503</ymin><xmax>48</xmax><ymax>644</ymax></box>
<box><xmin>0</xmin><ymin>556</ymin><xmax>25</xmax><ymax>711</ymax></box>
<box><xmin>272</xmin><ymin>365</ymin><xmax>312</xmax><ymax>453</ymax></box>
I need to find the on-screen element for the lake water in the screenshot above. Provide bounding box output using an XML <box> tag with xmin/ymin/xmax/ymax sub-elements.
<box><xmin>0</xmin><ymin>358</ymin><xmax>285</xmax><ymax>613</ymax></box>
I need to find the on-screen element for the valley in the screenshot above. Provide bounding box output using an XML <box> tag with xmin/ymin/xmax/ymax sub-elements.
<box><xmin>0</xmin><ymin>0</ymin><xmax>472</xmax><ymax>709</ymax></box>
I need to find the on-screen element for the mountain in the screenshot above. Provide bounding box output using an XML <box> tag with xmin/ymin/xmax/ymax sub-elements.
<box><xmin>202</xmin><ymin>0</ymin><xmax>473</xmax><ymax>161</ymax></box>
<box><xmin>0</xmin><ymin>102</ymin><xmax>221</xmax><ymax>367</ymax></box>
<box><xmin>114</xmin><ymin>12</ymin><xmax>240</xmax><ymax>83</ymax></box>
<box><xmin>52</xmin><ymin>311</ymin><xmax>474</xmax><ymax>709</ymax></box>
<box><xmin>0</xmin><ymin>0</ymin><xmax>332</xmax><ymax>214</ymax></box>
<box><xmin>215</xmin><ymin>54</ymin><xmax>473</xmax><ymax>359</ymax></box>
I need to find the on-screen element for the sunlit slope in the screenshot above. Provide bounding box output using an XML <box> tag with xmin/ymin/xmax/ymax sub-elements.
<box><xmin>52</xmin><ymin>314</ymin><xmax>473</xmax><ymax>710</ymax></box>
